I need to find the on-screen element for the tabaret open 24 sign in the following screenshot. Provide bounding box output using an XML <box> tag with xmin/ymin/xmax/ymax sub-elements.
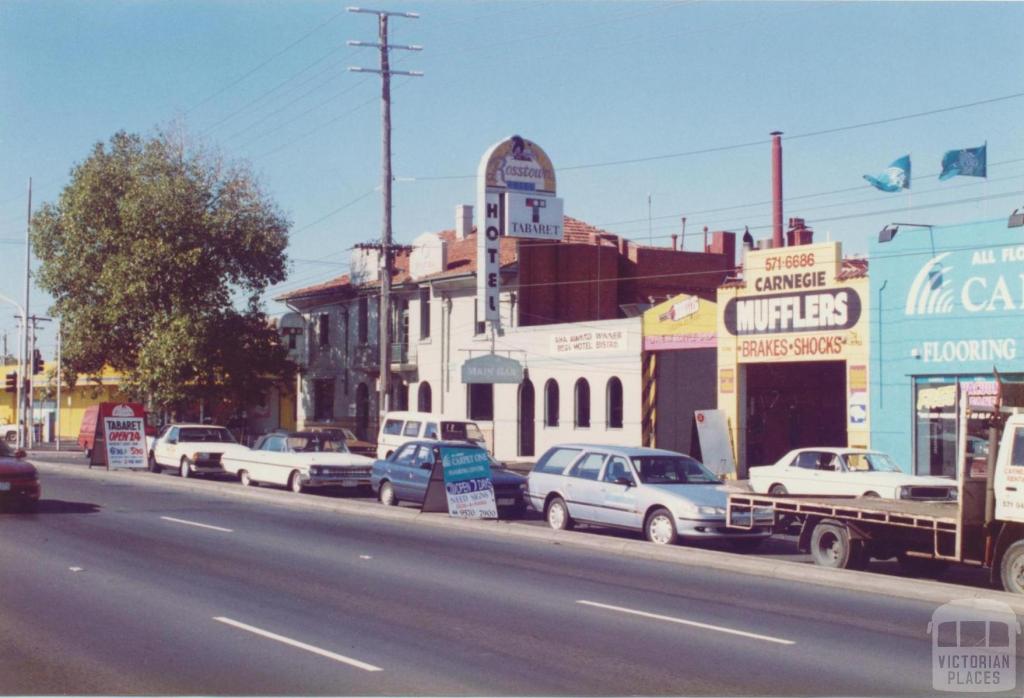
<box><xmin>103</xmin><ymin>405</ymin><xmax>146</xmax><ymax>470</ymax></box>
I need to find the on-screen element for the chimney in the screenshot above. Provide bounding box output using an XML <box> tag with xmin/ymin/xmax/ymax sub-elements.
<box><xmin>670</xmin><ymin>234</ymin><xmax>678</xmax><ymax>251</ymax></box>
<box><xmin>455</xmin><ymin>204</ymin><xmax>473</xmax><ymax>240</ymax></box>
<box><xmin>771</xmin><ymin>131</ymin><xmax>784</xmax><ymax>248</ymax></box>
<box><xmin>786</xmin><ymin>217</ymin><xmax>814</xmax><ymax>247</ymax></box>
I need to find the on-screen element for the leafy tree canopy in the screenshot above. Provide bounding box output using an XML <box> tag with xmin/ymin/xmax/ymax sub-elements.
<box><xmin>32</xmin><ymin>127</ymin><xmax>295</xmax><ymax>411</ymax></box>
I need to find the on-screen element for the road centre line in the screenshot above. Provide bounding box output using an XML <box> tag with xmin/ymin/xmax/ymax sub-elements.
<box><xmin>213</xmin><ymin>617</ymin><xmax>383</xmax><ymax>672</ymax></box>
<box><xmin>576</xmin><ymin>600</ymin><xmax>796</xmax><ymax>646</ymax></box>
<box><xmin>159</xmin><ymin>516</ymin><xmax>234</xmax><ymax>533</ymax></box>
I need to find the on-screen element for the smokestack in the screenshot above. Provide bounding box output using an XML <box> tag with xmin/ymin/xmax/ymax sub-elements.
<box><xmin>771</xmin><ymin>131</ymin><xmax>784</xmax><ymax>248</ymax></box>
<box><xmin>455</xmin><ymin>204</ymin><xmax>473</xmax><ymax>240</ymax></box>
<box><xmin>670</xmin><ymin>233</ymin><xmax>678</xmax><ymax>251</ymax></box>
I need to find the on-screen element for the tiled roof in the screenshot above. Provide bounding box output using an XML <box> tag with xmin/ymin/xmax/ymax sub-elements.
<box><xmin>275</xmin><ymin>274</ymin><xmax>351</xmax><ymax>301</ymax></box>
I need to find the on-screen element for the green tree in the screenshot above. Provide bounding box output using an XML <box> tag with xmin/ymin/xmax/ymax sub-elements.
<box><xmin>32</xmin><ymin>127</ymin><xmax>295</xmax><ymax>412</ymax></box>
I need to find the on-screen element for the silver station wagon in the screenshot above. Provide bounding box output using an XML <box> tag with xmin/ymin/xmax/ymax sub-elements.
<box><xmin>526</xmin><ymin>444</ymin><xmax>773</xmax><ymax>548</ymax></box>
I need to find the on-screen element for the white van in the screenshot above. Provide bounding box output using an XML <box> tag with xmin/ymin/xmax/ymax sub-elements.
<box><xmin>376</xmin><ymin>412</ymin><xmax>487</xmax><ymax>459</ymax></box>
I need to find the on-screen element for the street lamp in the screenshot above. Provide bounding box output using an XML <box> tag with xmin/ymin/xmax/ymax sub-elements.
<box><xmin>877</xmin><ymin>222</ymin><xmax>933</xmax><ymax>243</ymax></box>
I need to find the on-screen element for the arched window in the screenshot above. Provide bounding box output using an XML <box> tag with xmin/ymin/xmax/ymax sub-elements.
<box><xmin>574</xmin><ymin>378</ymin><xmax>590</xmax><ymax>428</ymax></box>
<box><xmin>606</xmin><ymin>377</ymin><xmax>623</xmax><ymax>429</ymax></box>
<box><xmin>417</xmin><ymin>382</ymin><xmax>432</xmax><ymax>413</ymax></box>
<box><xmin>544</xmin><ymin>379</ymin><xmax>559</xmax><ymax>427</ymax></box>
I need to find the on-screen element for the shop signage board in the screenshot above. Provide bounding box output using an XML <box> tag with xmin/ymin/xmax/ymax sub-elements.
<box><xmin>440</xmin><ymin>446</ymin><xmax>497</xmax><ymax>519</ymax></box>
<box><xmin>477</xmin><ymin>136</ymin><xmax>560</xmax><ymax>326</ymax></box>
<box><xmin>461</xmin><ymin>353</ymin><xmax>524</xmax><ymax>384</ymax></box>
<box><xmin>551</xmin><ymin>328</ymin><xmax>627</xmax><ymax>356</ymax></box>
<box><xmin>103</xmin><ymin>404</ymin><xmax>146</xmax><ymax>470</ymax></box>
<box><xmin>642</xmin><ymin>293</ymin><xmax>717</xmax><ymax>351</ymax></box>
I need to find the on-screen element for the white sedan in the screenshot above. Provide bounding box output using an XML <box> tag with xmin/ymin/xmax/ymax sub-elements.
<box><xmin>221</xmin><ymin>431</ymin><xmax>375</xmax><ymax>493</ymax></box>
<box><xmin>748</xmin><ymin>447</ymin><xmax>957</xmax><ymax>500</ymax></box>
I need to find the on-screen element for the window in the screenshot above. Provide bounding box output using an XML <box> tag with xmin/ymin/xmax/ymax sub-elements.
<box><xmin>424</xmin><ymin>422</ymin><xmax>439</xmax><ymax>439</ymax></box>
<box><xmin>544</xmin><ymin>379</ymin><xmax>559</xmax><ymax>427</ymax></box>
<box><xmin>569</xmin><ymin>452</ymin><xmax>606</xmax><ymax>480</ymax></box>
<box><xmin>318</xmin><ymin>313</ymin><xmax>330</xmax><ymax>348</ymax></box>
<box><xmin>468</xmin><ymin>383</ymin><xmax>494</xmax><ymax>420</ymax></box>
<box><xmin>794</xmin><ymin>451</ymin><xmax>828</xmax><ymax>470</ymax></box>
<box><xmin>532</xmin><ymin>447</ymin><xmax>582</xmax><ymax>474</ymax></box>
<box><xmin>403</xmin><ymin>421</ymin><xmax>422</xmax><ymax>437</ymax></box>
<box><xmin>574</xmin><ymin>378</ymin><xmax>591</xmax><ymax>428</ymax></box>
<box><xmin>418</xmin><ymin>382</ymin><xmax>432</xmax><ymax>412</ymax></box>
<box><xmin>602</xmin><ymin>456</ymin><xmax>632</xmax><ymax>484</ymax></box>
<box><xmin>419</xmin><ymin>287</ymin><xmax>431</xmax><ymax>339</ymax></box>
<box><xmin>313</xmin><ymin>379</ymin><xmax>335</xmax><ymax>421</ymax></box>
<box><xmin>382</xmin><ymin>419</ymin><xmax>404</xmax><ymax>436</ymax></box>
<box><xmin>358</xmin><ymin>296</ymin><xmax>369</xmax><ymax>344</ymax></box>
<box><xmin>288</xmin><ymin>332</ymin><xmax>297</xmax><ymax>350</ymax></box>
<box><xmin>606</xmin><ymin>377</ymin><xmax>623</xmax><ymax>428</ymax></box>
<box><xmin>341</xmin><ymin>307</ymin><xmax>349</xmax><ymax>349</ymax></box>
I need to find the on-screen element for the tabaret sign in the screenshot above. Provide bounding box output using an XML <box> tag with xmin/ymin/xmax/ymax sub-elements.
<box><xmin>461</xmin><ymin>353</ymin><xmax>524</xmax><ymax>384</ymax></box>
<box><xmin>719</xmin><ymin>241</ymin><xmax>868</xmax><ymax>363</ymax></box>
<box><xmin>477</xmin><ymin>135</ymin><xmax>562</xmax><ymax>325</ymax></box>
<box><xmin>103</xmin><ymin>409</ymin><xmax>146</xmax><ymax>470</ymax></box>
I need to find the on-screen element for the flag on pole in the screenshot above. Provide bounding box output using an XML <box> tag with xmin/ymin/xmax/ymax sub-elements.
<box><xmin>939</xmin><ymin>143</ymin><xmax>987</xmax><ymax>180</ymax></box>
<box><xmin>863</xmin><ymin>155</ymin><xmax>911</xmax><ymax>192</ymax></box>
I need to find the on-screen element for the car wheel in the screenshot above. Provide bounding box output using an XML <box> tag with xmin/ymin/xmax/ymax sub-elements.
<box><xmin>545</xmin><ymin>496</ymin><xmax>573</xmax><ymax>531</ymax></box>
<box><xmin>148</xmin><ymin>452</ymin><xmax>159</xmax><ymax>473</ymax></box>
<box><xmin>379</xmin><ymin>481</ymin><xmax>398</xmax><ymax>506</ymax></box>
<box><xmin>1000</xmin><ymin>541</ymin><xmax>1024</xmax><ymax>594</ymax></box>
<box><xmin>239</xmin><ymin>470</ymin><xmax>252</xmax><ymax>487</ymax></box>
<box><xmin>768</xmin><ymin>484</ymin><xmax>788</xmax><ymax>496</ymax></box>
<box><xmin>645</xmin><ymin>507</ymin><xmax>678</xmax><ymax>545</ymax></box>
<box><xmin>860</xmin><ymin>491</ymin><xmax>881</xmax><ymax>498</ymax></box>
<box><xmin>289</xmin><ymin>471</ymin><xmax>303</xmax><ymax>494</ymax></box>
<box><xmin>810</xmin><ymin>521</ymin><xmax>866</xmax><ymax>569</ymax></box>
<box><xmin>180</xmin><ymin>457</ymin><xmax>191</xmax><ymax>478</ymax></box>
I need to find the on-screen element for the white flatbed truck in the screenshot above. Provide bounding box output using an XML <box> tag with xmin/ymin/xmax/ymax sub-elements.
<box><xmin>728</xmin><ymin>380</ymin><xmax>1024</xmax><ymax>593</ymax></box>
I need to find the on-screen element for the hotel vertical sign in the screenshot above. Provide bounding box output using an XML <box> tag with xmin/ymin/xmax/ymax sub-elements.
<box><xmin>476</xmin><ymin>135</ymin><xmax>560</xmax><ymax>327</ymax></box>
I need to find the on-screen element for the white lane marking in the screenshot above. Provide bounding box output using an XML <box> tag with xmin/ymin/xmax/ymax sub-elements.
<box><xmin>213</xmin><ymin>617</ymin><xmax>382</xmax><ymax>672</ymax></box>
<box><xmin>69</xmin><ymin>566</ymin><xmax>83</xmax><ymax>572</ymax></box>
<box><xmin>576</xmin><ymin>600</ymin><xmax>795</xmax><ymax>646</ymax></box>
<box><xmin>160</xmin><ymin>516</ymin><xmax>234</xmax><ymax>533</ymax></box>
<box><xmin>359</xmin><ymin>555</ymin><xmax>373</xmax><ymax>560</ymax></box>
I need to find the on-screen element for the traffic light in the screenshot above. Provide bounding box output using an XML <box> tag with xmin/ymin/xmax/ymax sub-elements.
<box><xmin>4</xmin><ymin>371</ymin><xmax>16</xmax><ymax>393</ymax></box>
<box><xmin>32</xmin><ymin>349</ymin><xmax>43</xmax><ymax>375</ymax></box>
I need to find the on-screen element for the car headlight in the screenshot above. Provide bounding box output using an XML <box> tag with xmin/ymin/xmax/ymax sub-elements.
<box><xmin>518</xmin><ymin>482</ymin><xmax>527</xmax><ymax>491</ymax></box>
<box><xmin>698</xmin><ymin>505</ymin><xmax>726</xmax><ymax>517</ymax></box>
<box><xmin>310</xmin><ymin>466</ymin><xmax>321</xmax><ymax>476</ymax></box>
<box><xmin>948</xmin><ymin>489</ymin><xmax>958</xmax><ymax>501</ymax></box>
<box><xmin>899</xmin><ymin>486</ymin><xmax>912</xmax><ymax>499</ymax></box>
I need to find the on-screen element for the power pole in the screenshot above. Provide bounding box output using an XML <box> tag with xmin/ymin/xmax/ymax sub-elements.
<box><xmin>55</xmin><ymin>319</ymin><xmax>62</xmax><ymax>451</ymax></box>
<box><xmin>21</xmin><ymin>177</ymin><xmax>31</xmax><ymax>449</ymax></box>
<box><xmin>348</xmin><ymin>7</ymin><xmax>422</xmax><ymax>422</ymax></box>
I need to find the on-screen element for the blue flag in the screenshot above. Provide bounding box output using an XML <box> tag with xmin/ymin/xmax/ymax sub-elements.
<box><xmin>939</xmin><ymin>144</ymin><xmax>987</xmax><ymax>180</ymax></box>
<box><xmin>863</xmin><ymin>155</ymin><xmax>911</xmax><ymax>192</ymax></box>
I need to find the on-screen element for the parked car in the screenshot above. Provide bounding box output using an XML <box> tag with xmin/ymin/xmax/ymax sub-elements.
<box><xmin>0</xmin><ymin>440</ymin><xmax>40</xmax><ymax>510</ymax></box>
<box><xmin>306</xmin><ymin>427</ymin><xmax>376</xmax><ymax>458</ymax></box>
<box><xmin>371</xmin><ymin>439</ymin><xmax>526</xmax><ymax>516</ymax></box>
<box><xmin>527</xmin><ymin>444</ymin><xmax>773</xmax><ymax>547</ymax></box>
<box><xmin>376</xmin><ymin>411</ymin><xmax>486</xmax><ymax>459</ymax></box>
<box><xmin>221</xmin><ymin>431</ymin><xmax>375</xmax><ymax>493</ymax></box>
<box><xmin>1</xmin><ymin>424</ymin><xmax>17</xmax><ymax>443</ymax></box>
<box><xmin>748</xmin><ymin>447</ymin><xmax>958</xmax><ymax>500</ymax></box>
<box><xmin>148</xmin><ymin>424</ymin><xmax>248</xmax><ymax>478</ymax></box>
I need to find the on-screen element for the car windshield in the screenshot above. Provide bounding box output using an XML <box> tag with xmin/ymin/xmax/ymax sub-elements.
<box><xmin>632</xmin><ymin>455</ymin><xmax>720</xmax><ymax>484</ymax></box>
<box><xmin>440</xmin><ymin>421</ymin><xmax>485</xmax><ymax>442</ymax></box>
<box><xmin>179</xmin><ymin>427</ymin><xmax>236</xmax><ymax>443</ymax></box>
<box><xmin>285</xmin><ymin>436</ymin><xmax>350</xmax><ymax>453</ymax></box>
<box><xmin>844</xmin><ymin>452</ymin><xmax>902</xmax><ymax>473</ymax></box>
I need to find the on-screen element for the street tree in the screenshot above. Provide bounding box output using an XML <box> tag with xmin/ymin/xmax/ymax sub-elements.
<box><xmin>31</xmin><ymin>127</ymin><xmax>295</xmax><ymax>413</ymax></box>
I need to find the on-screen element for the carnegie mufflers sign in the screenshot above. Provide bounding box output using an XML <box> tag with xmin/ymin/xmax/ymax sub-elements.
<box><xmin>723</xmin><ymin>287</ymin><xmax>862</xmax><ymax>335</ymax></box>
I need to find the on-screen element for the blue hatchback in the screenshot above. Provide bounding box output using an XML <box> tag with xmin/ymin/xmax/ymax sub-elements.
<box><xmin>371</xmin><ymin>439</ymin><xmax>527</xmax><ymax>517</ymax></box>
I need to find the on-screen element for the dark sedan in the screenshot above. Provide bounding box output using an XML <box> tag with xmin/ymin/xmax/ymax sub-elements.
<box><xmin>0</xmin><ymin>441</ymin><xmax>40</xmax><ymax>511</ymax></box>
<box><xmin>371</xmin><ymin>440</ymin><xmax>526</xmax><ymax>517</ymax></box>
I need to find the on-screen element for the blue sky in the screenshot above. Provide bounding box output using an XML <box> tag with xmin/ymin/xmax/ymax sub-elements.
<box><xmin>2</xmin><ymin>0</ymin><xmax>1022</xmax><ymax>360</ymax></box>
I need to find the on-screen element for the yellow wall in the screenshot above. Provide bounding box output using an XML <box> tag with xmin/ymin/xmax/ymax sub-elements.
<box><xmin>716</xmin><ymin>241</ymin><xmax>871</xmax><ymax>475</ymax></box>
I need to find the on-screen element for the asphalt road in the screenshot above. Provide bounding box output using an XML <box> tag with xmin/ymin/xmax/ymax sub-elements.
<box><xmin>1</xmin><ymin>461</ymin><xmax>1020</xmax><ymax>696</ymax></box>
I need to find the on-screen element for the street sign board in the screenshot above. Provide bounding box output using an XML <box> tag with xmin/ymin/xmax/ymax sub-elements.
<box><xmin>461</xmin><ymin>353</ymin><xmax>524</xmax><ymax>384</ymax></box>
<box><xmin>504</xmin><ymin>192</ymin><xmax>564</xmax><ymax>240</ymax></box>
<box><xmin>440</xmin><ymin>445</ymin><xmax>497</xmax><ymax>519</ymax></box>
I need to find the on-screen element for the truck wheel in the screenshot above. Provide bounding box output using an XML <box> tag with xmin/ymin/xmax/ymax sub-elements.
<box><xmin>810</xmin><ymin>522</ymin><xmax>866</xmax><ymax>570</ymax></box>
<box><xmin>1000</xmin><ymin>541</ymin><xmax>1024</xmax><ymax>593</ymax></box>
<box><xmin>180</xmin><ymin>457</ymin><xmax>191</xmax><ymax>478</ymax></box>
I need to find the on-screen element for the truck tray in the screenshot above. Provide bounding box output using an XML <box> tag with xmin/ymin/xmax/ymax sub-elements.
<box><xmin>728</xmin><ymin>493</ymin><xmax>959</xmax><ymax>532</ymax></box>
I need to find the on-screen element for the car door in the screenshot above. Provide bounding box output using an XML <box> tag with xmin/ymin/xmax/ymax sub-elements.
<box><xmin>814</xmin><ymin>452</ymin><xmax>853</xmax><ymax>495</ymax></box>
<box><xmin>564</xmin><ymin>451</ymin><xmax>608</xmax><ymax>522</ymax></box>
<box><xmin>156</xmin><ymin>427</ymin><xmax>179</xmax><ymax>467</ymax></box>
<box><xmin>258</xmin><ymin>435</ymin><xmax>291</xmax><ymax>486</ymax></box>
<box><xmin>598</xmin><ymin>455</ymin><xmax>640</xmax><ymax>529</ymax></box>
<box><xmin>406</xmin><ymin>444</ymin><xmax>437</xmax><ymax>504</ymax></box>
<box><xmin>783</xmin><ymin>451</ymin><xmax>824</xmax><ymax>494</ymax></box>
<box><xmin>388</xmin><ymin>443</ymin><xmax>420</xmax><ymax>500</ymax></box>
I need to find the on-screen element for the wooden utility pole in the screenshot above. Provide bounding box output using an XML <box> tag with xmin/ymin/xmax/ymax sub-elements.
<box><xmin>348</xmin><ymin>7</ymin><xmax>422</xmax><ymax>422</ymax></box>
<box><xmin>21</xmin><ymin>178</ymin><xmax>31</xmax><ymax>449</ymax></box>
